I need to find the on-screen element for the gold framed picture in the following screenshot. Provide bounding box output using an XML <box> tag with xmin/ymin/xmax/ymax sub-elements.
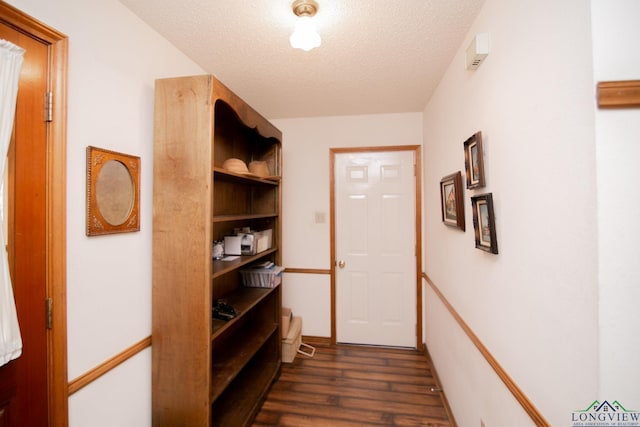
<box><xmin>86</xmin><ymin>146</ymin><xmax>140</xmax><ymax>236</ymax></box>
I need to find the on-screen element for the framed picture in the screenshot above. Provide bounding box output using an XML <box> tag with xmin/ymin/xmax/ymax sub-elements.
<box><xmin>471</xmin><ymin>193</ymin><xmax>498</xmax><ymax>254</ymax></box>
<box><xmin>463</xmin><ymin>131</ymin><xmax>485</xmax><ymax>189</ymax></box>
<box><xmin>86</xmin><ymin>146</ymin><xmax>140</xmax><ymax>236</ymax></box>
<box><xmin>440</xmin><ymin>171</ymin><xmax>465</xmax><ymax>231</ymax></box>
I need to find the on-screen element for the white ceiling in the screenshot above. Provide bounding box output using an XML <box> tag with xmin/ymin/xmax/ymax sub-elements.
<box><xmin>119</xmin><ymin>0</ymin><xmax>485</xmax><ymax>119</ymax></box>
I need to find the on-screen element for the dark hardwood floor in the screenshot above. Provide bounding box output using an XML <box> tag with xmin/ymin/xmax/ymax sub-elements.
<box><xmin>253</xmin><ymin>344</ymin><xmax>454</xmax><ymax>427</ymax></box>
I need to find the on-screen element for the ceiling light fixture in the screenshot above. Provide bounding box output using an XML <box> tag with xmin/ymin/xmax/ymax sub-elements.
<box><xmin>290</xmin><ymin>0</ymin><xmax>321</xmax><ymax>52</ymax></box>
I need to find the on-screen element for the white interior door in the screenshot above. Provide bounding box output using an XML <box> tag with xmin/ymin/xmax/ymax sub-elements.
<box><xmin>335</xmin><ymin>150</ymin><xmax>416</xmax><ymax>348</ymax></box>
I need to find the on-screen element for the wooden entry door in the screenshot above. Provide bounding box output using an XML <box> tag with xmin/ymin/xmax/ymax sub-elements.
<box><xmin>0</xmin><ymin>21</ymin><xmax>50</xmax><ymax>426</ymax></box>
<box><xmin>0</xmin><ymin>5</ymin><xmax>69</xmax><ymax>423</ymax></box>
<box><xmin>333</xmin><ymin>148</ymin><xmax>419</xmax><ymax>348</ymax></box>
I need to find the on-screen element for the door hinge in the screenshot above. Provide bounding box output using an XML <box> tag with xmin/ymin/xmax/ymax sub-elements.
<box><xmin>45</xmin><ymin>298</ymin><xmax>53</xmax><ymax>329</ymax></box>
<box><xmin>45</xmin><ymin>91</ymin><xmax>53</xmax><ymax>122</ymax></box>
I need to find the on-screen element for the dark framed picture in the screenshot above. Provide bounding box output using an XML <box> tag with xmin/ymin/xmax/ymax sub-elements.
<box><xmin>440</xmin><ymin>171</ymin><xmax>465</xmax><ymax>231</ymax></box>
<box><xmin>463</xmin><ymin>131</ymin><xmax>485</xmax><ymax>189</ymax></box>
<box><xmin>471</xmin><ymin>193</ymin><xmax>498</xmax><ymax>254</ymax></box>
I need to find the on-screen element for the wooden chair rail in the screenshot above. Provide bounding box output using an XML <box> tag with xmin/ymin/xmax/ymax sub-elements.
<box><xmin>68</xmin><ymin>336</ymin><xmax>152</xmax><ymax>395</ymax></box>
<box><xmin>423</xmin><ymin>273</ymin><xmax>550</xmax><ymax>427</ymax></box>
<box><xmin>284</xmin><ymin>267</ymin><xmax>331</xmax><ymax>275</ymax></box>
<box><xmin>597</xmin><ymin>80</ymin><xmax>640</xmax><ymax>108</ymax></box>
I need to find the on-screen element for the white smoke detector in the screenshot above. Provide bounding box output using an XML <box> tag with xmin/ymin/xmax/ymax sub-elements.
<box><xmin>466</xmin><ymin>33</ymin><xmax>489</xmax><ymax>70</ymax></box>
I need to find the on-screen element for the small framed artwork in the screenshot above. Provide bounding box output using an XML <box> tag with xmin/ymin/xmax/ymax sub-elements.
<box><xmin>463</xmin><ymin>131</ymin><xmax>485</xmax><ymax>189</ymax></box>
<box><xmin>440</xmin><ymin>171</ymin><xmax>465</xmax><ymax>231</ymax></box>
<box><xmin>86</xmin><ymin>146</ymin><xmax>140</xmax><ymax>236</ymax></box>
<box><xmin>471</xmin><ymin>193</ymin><xmax>498</xmax><ymax>254</ymax></box>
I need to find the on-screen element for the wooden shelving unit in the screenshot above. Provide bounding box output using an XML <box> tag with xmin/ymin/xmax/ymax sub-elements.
<box><xmin>152</xmin><ymin>75</ymin><xmax>282</xmax><ymax>427</ymax></box>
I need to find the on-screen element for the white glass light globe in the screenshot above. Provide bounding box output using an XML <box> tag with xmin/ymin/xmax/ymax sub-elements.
<box><xmin>290</xmin><ymin>16</ymin><xmax>321</xmax><ymax>51</ymax></box>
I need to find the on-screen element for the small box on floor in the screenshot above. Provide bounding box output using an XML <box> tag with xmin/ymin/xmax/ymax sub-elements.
<box><xmin>281</xmin><ymin>316</ymin><xmax>315</xmax><ymax>363</ymax></box>
<box><xmin>282</xmin><ymin>316</ymin><xmax>302</xmax><ymax>363</ymax></box>
<box><xmin>282</xmin><ymin>307</ymin><xmax>292</xmax><ymax>338</ymax></box>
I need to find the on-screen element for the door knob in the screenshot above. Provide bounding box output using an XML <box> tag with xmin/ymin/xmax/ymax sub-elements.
<box><xmin>337</xmin><ymin>260</ymin><xmax>346</xmax><ymax>268</ymax></box>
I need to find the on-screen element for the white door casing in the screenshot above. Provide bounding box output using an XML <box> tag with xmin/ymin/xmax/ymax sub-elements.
<box><xmin>334</xmin><ymin>150</ymin><xmax>417</xmax><ymax>348</ymax></box>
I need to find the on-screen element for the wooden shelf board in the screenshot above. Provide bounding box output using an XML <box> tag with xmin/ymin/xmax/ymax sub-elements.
<box><xmin>211</xmin><ymin>360</ymin><xmax>280</xmax><ymax>427</ymax></box>
<box><xmin>210</xmin><ymin>324</ymin><xmax>278</xmax><ymax>402</ymax></box>
<box><xmin>212</xmin><ymin>249</ymin><xmax>277</xmax><ymax>278</ymax></box>
<box><xmin>212</xmin><ymin>213</ymin><xmax>277</xmax><ymax>223</ymax></box>
<box><xmin>213</xmin><ymin>167</ymin><xmax>280</xmax><ymax>186</ymax></box>
<box><xmin>211</xmin><ymin>285</ymin><xmax>279</xmax><ymax>337</ymax></box>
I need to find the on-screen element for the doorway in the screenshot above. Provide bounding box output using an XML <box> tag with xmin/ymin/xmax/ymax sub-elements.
<box><xmin>331</xmin><ymin>146</ymin><xmax>422</xmax><ymax>349</ymax></box>
<box><xmin>0</xmin><ymin>3</ymin><xmax>68</xmax><ymax>426</ymax></box>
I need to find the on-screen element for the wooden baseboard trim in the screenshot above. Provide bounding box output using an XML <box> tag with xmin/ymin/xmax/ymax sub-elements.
<box><xmin>423</xmin><ymin>273</ymin><xmax>550</xmax><ymax>427</ymax></box>
<box><xmin>284</xmin><ymin>267</ymin><xmax>331</xmax><ymax>275</ymax></box>
<box><xmin>68</xmin><ymin>335</ymin><xmax>152</xmax><ymax>395</ymax></box>
<box><xmin>301</xmin><ymin>335</ymin><xmax>332</xmax><ymax>347</ymax></box>
<box><xmin>423</xmin><ymin>344</ymin><xmax>458</xmax><ymax>427</ymax></box>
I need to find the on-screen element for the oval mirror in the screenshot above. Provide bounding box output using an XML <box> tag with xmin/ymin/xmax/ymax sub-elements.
<box><xmin>96</xmin><ymin>159</ymin><xmax>134</xmax><ymax>226</ymax></box>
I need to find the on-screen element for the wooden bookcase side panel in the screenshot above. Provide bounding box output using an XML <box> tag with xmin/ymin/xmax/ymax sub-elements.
<box><xmin>152</xmin><ymin>76</ymin><xmax>215</xmax><ymax>427</ymax></box>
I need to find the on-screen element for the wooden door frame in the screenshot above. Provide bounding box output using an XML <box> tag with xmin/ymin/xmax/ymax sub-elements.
<box><xmin>330</xmin><ymin>145</ymin><xmax>423</xmax><ymax>349</ymax></box>
<box><xmin>0</xmin><ymin>2</ymin><xmax>68</xmax><ymax>425</ymax></box>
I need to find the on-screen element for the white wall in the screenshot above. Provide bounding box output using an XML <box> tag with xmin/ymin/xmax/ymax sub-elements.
<box><xmin>6</xmin><ymin>0</ymin><xmax>204</xmax><ymax>425</ymax></box>
<box><xmin>422</xmin><ymin>0</ymin><xmax>599</xmax><ymax>426</ymax></box>
<box><xmin>591</xmin><ymin>0</ymin><xmax>640</xmax><ymax>405</ymax></box>
<box><xmin>271</xmin><ymin>113</ymin><xmax>423</xmax><ymax>337</ymax></box>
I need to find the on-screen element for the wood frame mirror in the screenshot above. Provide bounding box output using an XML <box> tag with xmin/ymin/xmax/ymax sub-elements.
<box><xmin>86</xmin><ymin>146</ymin><xmax>140</xmax><ymax>236</ymax></box>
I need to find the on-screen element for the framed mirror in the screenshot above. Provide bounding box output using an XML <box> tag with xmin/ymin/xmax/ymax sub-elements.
<box><xmin>86</xmin><ymin>146</ymin><xmax>140</xmax><ymax>236</ymax></box>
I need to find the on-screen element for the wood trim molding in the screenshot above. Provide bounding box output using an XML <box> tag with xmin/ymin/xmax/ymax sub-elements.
<box><xmin>597</xmin><ymin>80</ymin><xmax>640</xmax><ymax>108</ymax></box>
<box><xmin>301</xmin><ymin>336</ymin><xmax>331</xmax><ymax>348</ymax></box>
<box><xmin>68</xmin><ymin>336</ymin><xmax>152</xmax><ymax>395</ymax></box>
<box><xmin>284</xmin><ymin>267</ymin><xmax>331</xmax><ymax>275</ymax></box>
<box><xmin>423</xmin><ymin>273</ymin><xmax>550</xmax><ymax>427</ymax></box>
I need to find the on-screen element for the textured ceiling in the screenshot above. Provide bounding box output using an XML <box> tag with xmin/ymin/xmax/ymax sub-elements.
<box><xmin>119</xmin><ymin>0</ymin><xmax>485</xmax><ymax>119</ymax></box>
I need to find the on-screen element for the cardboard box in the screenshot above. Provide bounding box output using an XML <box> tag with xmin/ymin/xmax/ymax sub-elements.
<box><xmin>282</xmin><ymin>316</ymin><xmax>302</xmax><ymax>363</ymax></box>
<box><xmin>255</xmin><ymin>229</ymin><xmax>272</xmax><ymax>253</ymax></box>
<box><xmin>281</xmin><ymin>307</ymin><xmax>292</xmax><ymax>338</ymax></box>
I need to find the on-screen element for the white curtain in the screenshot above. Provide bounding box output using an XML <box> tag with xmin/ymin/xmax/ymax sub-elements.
<box><xmin>0</xmin><ymin>39</ymin><xmax>24</xmax><ymax>367</ymax></box>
